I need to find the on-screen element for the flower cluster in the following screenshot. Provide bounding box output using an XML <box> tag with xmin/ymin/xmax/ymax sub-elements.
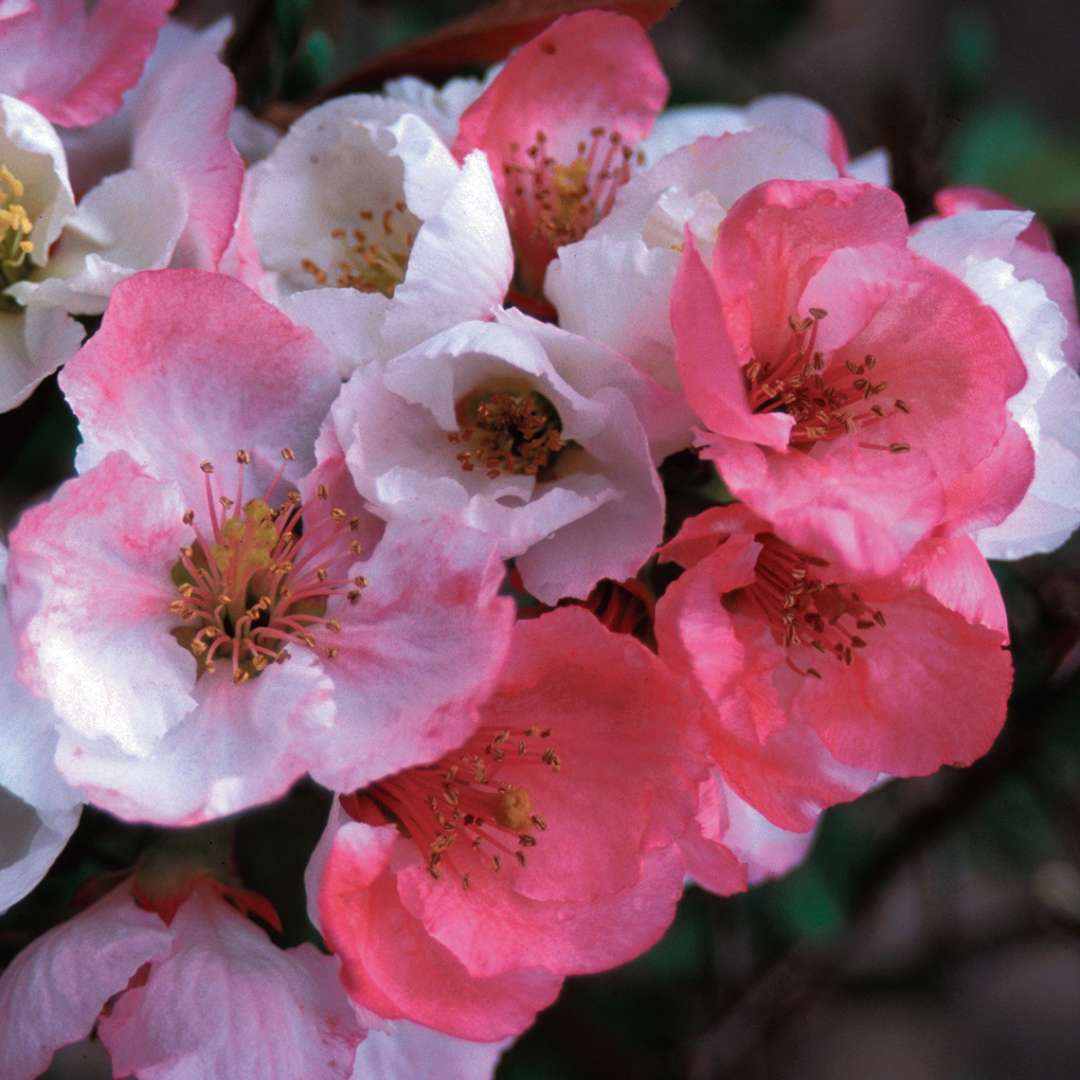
<box><xmin>1</xmin><ymin>6</ymin><xmax>1076</xmax><ymax>1077</ymax></box>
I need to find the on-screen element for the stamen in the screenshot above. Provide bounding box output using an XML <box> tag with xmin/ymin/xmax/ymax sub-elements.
<box><xmin>502</xmin><ymin>126</ymin><xmax>642</xmax><ymax>293</ymax></box>
<box><xmin>731</xmin><ymin>533</ymin><xmax>887</xmax><ymax>677</ymax></box>
<box><xmin>449</xmin><ymin>387</ymin><xmax>566</xmax><ymax>480</ymax></box>
<box><xmin>301</xmin><ymin>200</ymin><xmax>419</xmax><ymax>297</ymax></box>
<box><xmin>743</xmin><ymin>310</ymin><xmax>914</xmax><ymax>450</ymax></box>
<box><xmin>355</xmin><ymin>723</ymin><xmax>563</xmax><ymax>890</ymax></box>
<box><xmin>0</xmin><ymin>164</ymin><xmax>34</xmax><ymax>300</ymax></box>
<box><xmin>169</xmin><ymin>451</ymin><xmax>367</xmax><ymax>683</ymax></box>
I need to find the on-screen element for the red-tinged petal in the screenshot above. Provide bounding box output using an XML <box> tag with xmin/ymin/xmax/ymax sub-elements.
<box><xmin>60</xmin><ymin>269</ymin><xmax>339</xmax><ymax>509</ymax></box>
<box><xmin>799</xmin><ymin>243</ymin><xmax>1029</xmax><ymax>528</ymax></box>
<box><xmin>0</xmin><ymin>884</ymin><xmax>173</xmax><ymax>1080</ymax></box>
<box><xmin>453</xmin><ymin>10</ymin><xmax>667</xmax><ymax>195</ymax></box>
<box><xmin>703</xmin><ymin>436</ymin><xmax>946</xmax><ymax>577</ymax></box>
<box><xmin>672</xmin><ymin>235</ymin><xmax>792</xmax><ymax>448</ymax></box>
<box><xmin>100</xmin><ymin>886</ymin><xmax>365</xmax><ymax>1080</ymax></box>
<box><xmin>713</xmin><ymin>179</ymin><xmax>909</xmax><ymax>367</ymax></box>
<box><xmin>743</xmin><ymin>94</ymin><xmax>849</xmax><ymax>174</ymax></box>
<box><xmin>796</xmin><ymin>582</ymin><xmax>1012</xmax><ymax>776</ymax></box>
<box><xmin>900</xmin><ymin>535</ymin><xmax>1008</xmax><ymax>638</ymax></box>
<box><xmin>319</xmin><ymin>820</ymin><xmax>563</xmax><ymax>1041</ymax></box>
<box><xmin>0</xmin><ymin>0</ymin><xmax>174</xmax><ymax>128</ymax></box>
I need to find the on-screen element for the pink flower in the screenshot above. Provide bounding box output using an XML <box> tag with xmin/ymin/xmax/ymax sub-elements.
<box><xmin>310</xmin><ymin>607</ymin><xmax>706</xmax><ymax>1040</ymax></box>
<box><xmin>0</xmin><ymin>0</ymin><xmax>173</xmax><ymax>128</ymax></box>
<box><xmin>0</xmin><ymin>872</ymin><xmax>365</xmax><ymax>1080</ymax></box>
<box><xmin>6</xmin><ymin>269</ymin><xmax>513</xmax><ymax>823</ymax></box>
<box><xmin>672</xmin><ymin>178</ymin><xmax>1033</xmax><ymax>577</ymax></box>
<box><xmin>655</xmin><ymin>505</ymin><xmax>1013</xmax><ymax>831</ymax></box>
<box><xmin>453</xmin><ymin>10</ymin><xmax>668</xmax><ymax>298</ymax></box>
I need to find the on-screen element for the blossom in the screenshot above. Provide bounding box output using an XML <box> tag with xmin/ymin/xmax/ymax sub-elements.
<box><xmin>310</xmin><ymin>607</ymin><xmax>706</xmax><ymax>1040</ymax></box>
<box><xmin>351</xmin><ymin>1020</ymin><xmax>511</xmax><ymax>1080</ymax></box>
<box><xmin>544</xmin><ymin>128</ymin><xmax>838</xmax><ymax>451</ymax></box>
<box><xmin>654</xmin><ymin>505</ymin><xmax>1013</xmax><ymax>831</ymax></box>
<box><xmin>0</xmin><ymin>870</ymin><xmax>365</xmax><ymax>1080</ymax></box>
<box><xmin>911</xmin><ymin>190</ymin><xmax>1080</xmax><ymax>558</ymax></box>
<box><xmin>6</xmin><ymin>269</ymin><xmax>513</xmax><ymax>823</ymax></box>
<box><xmin>453</xmin><ymin>10</ymin><xmax>669</xmax><ymax>299</ymax></box>
<box><xmin>0</xmin><ymin>0</ymin><xmax>173</xmax><ymax>128</ymax></box>
<box><xmin>245</xmin><ymin>94</ymin><xmax>511</xmax><ymax>375</ymax></box>
<box><xmin>0</xmin><ymin>24</ymin><xmax>243</xmax><ymax>411</ymax></box>
<box><xmin>0</xmin><ymin>542</ymin><xmax>81</xmax><ymax>914</ymax></box>
<box><xmin>328</xmin><ymin>308</ymin><xmax>665</xmax><ymax>604</ymax></box>
<box><xmin>671</xmin><ymin>177</ymin><xmax>1033</xmax><ymax>577</ymax></box>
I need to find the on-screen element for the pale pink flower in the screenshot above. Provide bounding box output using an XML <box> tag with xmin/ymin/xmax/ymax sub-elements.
<box><xmin>0</xmin><ymin>542</ymin><xmax>80</xmax><ymax>914</ymax></box>
<box><xmin>245</xmin><ymin>94</ymin><xmax>511</xmax><ymax>375</ymax></box>
<box><xmin>911</xmin><ymin>190</ymin><xmax>1080</xmax><ymax>557</ymax></box>
<box><xmin>6</xmin><ymin>269</ymin><xmax>513</xmax><ymax>823</ymax></box>
<box><xmin>0</xmin><ymin>0</ymin><xmax>172</xmax><ymax>128</ymax></box>
<box><xmin>453</xmin><ymin>10</ymin><xmax>668</xmax><ymax>299</ymax></box>
<box><xmin>0</xmin><ymin>23</ymin><xmax>243</xmax><ymax>411</ymax></box>
<box><xmin>310</xmin><ymin>607</ymin><xmax>706</xmax><ymax>1039</ymax></box>
<box><xmin>329</xmin><ymin>308</ymin><xmax>665</xmax><ymax>604</ymax></box>
<box><xmin>351</xmin><ymin>1019</ymin><xmax>511</xmax><ymax>1080</ymax></box>
<box><xmin>0</xmin><ymin>873</ymin><xmax>365</xmax><ymax>1080</ymax></box>
<box><xmin>655</xmin><ymin>505</ymin><xmax>1013</xmax><ymax>831</ymax></box>
<box><xmin>672</xmin><ymin>178</ymin><xmax>1033</xmax><ymax>578</ymax></box>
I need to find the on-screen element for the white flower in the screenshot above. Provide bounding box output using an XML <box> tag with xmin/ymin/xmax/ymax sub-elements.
<box><xmin>330</xmin><ymin>308</ymin><xmax>664</xmax><ymax>603</ymax></box>
<box><xmin>246</xmin><ymin>95</ymin><xmax>512</xmax><ymax>375</ymax></box>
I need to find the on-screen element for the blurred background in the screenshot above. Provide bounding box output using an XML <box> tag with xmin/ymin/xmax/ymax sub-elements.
<box><xmin>3</xmin><ymin>2</ymin><xmax>1079</xmax><ymax>1077</ymax></box>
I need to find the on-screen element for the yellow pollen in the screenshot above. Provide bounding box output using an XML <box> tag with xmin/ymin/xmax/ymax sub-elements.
<box><xmin>1</xmin><ymin>164</ymin><xmax>35</xmax><ymax>294</ymax></box>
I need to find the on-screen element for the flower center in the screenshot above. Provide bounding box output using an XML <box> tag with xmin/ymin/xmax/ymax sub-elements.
<box><xmin>744</xmin><ymin>309</ymin><xmax>913</xmax><ymax>454</ymax></box>
<box><xmin>349</xmin><ymin>723</ymin><xmax>562</xmax><ymax>890</ymax></box>
<box><xmin>301</xmin><ymin>200</ymin><xmax>418</xmax><ymax>297</ymax></box>
<box><xmin>169</xmin><ymin>449</ymin><xmax>367</xmax><ymax>685</ymax></box>
<box><xmin>729</xmin><ymin>532</ymin><xmax>886</xmax><ymax>678</ymax></box>
<box><xmin>503</xmin><ymin>127</ymin><xmax>643</xmax><ymax>293</ymax></box>
<box><xmin>0</xmin><ymin>164</ymin><xmax>34</xmax><ymax>303</ymax></box>
<box><xmin>448</xmin><ymin>386</ymin><xmax>565</xmax><ymax>480</ymax></box>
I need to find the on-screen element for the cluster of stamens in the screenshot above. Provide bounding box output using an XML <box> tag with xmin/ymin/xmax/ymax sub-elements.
<box><xmin>301</xmin><ymin>200</ymin><xmax>419</xmax><ymax>297</ymax></box>
<box><xmin>503</xmin><ymin>127</ymin><xmax>643</xmax><ymax>291</ymax></box>
<box><xmin>358</xmin><ymin>724</ymin><xmax>562</xmax><ymax>890</ymax></box>
<box><xmin>735</xmin><ymin>533</ymin><xmax>887</xmax><ymax>678</ymax></box>
<box><xmin>745</xmin><ymin>309</ymin><xmax>912</xmax><ymax>453</ymax></box>
<box><xmin>168</xmin><ymin>449</ymin><xmax>367</xmax><ymax>685</ymax></box>
<box><xmin>0</xmin><ymin>164</ymin><xmax>34</xmax><ymax>294</ymax></box>
<box><xmin>448</xmin><ymin>388</ymin><xmax>565</xmax><ymax>480</ymax></box>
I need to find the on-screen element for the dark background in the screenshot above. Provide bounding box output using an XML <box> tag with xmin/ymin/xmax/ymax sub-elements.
<box><xmin>3</xmin><ymin>2</ymin><xmax>1078</xmax><ymax>1077</ymax></box>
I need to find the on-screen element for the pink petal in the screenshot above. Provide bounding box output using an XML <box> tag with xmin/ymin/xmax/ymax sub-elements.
<box><xmin>0</xmin><ymin>884</ymin><xmax>173</xmax><ymax>1080</ymax></box>
<box><xmin>60</xmin><ymin>269</ymin><xmax>339</xmax><ymax>509</ymax></box>
<box><xmin>453</xmin><ymin>10</ymin><xmax>667</xmax><ymax>199</ymax></box>
<box><xmin>0</xmin><ymin>0</ymin><xmax>174</xmax><ymax>128</ymax></box>
<box><xmin>318</xmin><ymin>820</ymin><xmax>563</xmax><ymax>1041</ymax></box>
<box><xmin>312</xmin><ymin>517</ymin><xmax>513</xmax><ymax>794</ymax></box>
<box><xmin>350</xmin><ymin>1021</ymin><xmax>509</xmax><ymax>1080</ymax></box>
<box><xmin>100</xmin><ymin>886</ymin><xmax>365</xmax><ymax>1080</ymax></box>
